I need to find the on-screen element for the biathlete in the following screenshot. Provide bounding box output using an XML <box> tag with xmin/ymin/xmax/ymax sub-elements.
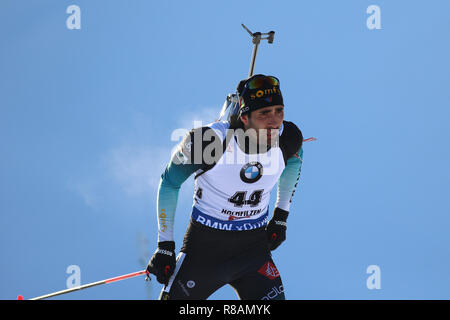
<box><xmin>147</xmin><ymin>74</ymin><xmax>304</xmax><ymax>300</ymax></box>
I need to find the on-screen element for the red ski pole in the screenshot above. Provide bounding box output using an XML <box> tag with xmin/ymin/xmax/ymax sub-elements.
<box><xmin>18</xmin><ymin>269</ymin><xmax>150</xmax><ymax>300</ymax></box>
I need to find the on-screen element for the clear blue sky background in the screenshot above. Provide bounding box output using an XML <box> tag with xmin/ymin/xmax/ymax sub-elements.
<box><xmin>1</xmin><ymin>0</ymin><xmax>449</xmax><ymax>300</ymax></box>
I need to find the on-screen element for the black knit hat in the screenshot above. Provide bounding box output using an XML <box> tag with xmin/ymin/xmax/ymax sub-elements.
<box><xmin>237</xmin><ymin>74</ymin><xmax>284</xmax><ymax>116</ymax></box>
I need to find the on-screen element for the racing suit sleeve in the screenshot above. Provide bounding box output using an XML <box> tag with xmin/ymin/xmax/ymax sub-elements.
<box><xmin>156</xmin><ymin>127</ymin><xmax>223</xmax><ymax>242</ymax></box>
<box><xmin>157</xmin><ymin>159</ymin><xmax>199</xmax><ymax>242</ymax></box>
<box><xmin>275</xmin><ymin>146</ymin><xmax>303</xmax><ymax>211</ymax></box>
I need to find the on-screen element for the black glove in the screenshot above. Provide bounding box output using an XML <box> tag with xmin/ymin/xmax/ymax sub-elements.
<box><xmin>146</xmin><ymin>241</ymin><xmax>176</xmax><ymax>285</ymax></box>
<box><xmin>266</xmin><ymin>208</ymin><xmax>289</xmax><ymax>251</ymax></box>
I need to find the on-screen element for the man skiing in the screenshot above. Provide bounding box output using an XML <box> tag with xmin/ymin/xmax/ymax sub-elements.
<box><xmin>147</xmin><ymin>74</ymin><xmax>304</xmax><ymax>300</ymax></box>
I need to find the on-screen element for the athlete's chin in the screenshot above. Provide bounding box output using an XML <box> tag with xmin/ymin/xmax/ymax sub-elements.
<box><xmin>257</xmin><ymin>136</ymin><xmax>279</xmax><ymax>148</ymax></box>
<box><xmin>266</xmin><ymin>130</ymin><xmax>280</xmax><ymax>145</ymax></box>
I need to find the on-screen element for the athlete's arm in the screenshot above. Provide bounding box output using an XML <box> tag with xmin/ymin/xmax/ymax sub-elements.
<box><xmin>267</xmin><ymin>120</ymin><xmax>303</xmax><ymax>250</ymax></box>
<box><xmin>157</xmin><ymin>158</ymin><xmax>199</xmax><ymax>242</ymax></box>
<box><xmin>157</xmin><ymin>131</ymin><xmax>200</xmax><ymax>242</ymax></box>
<box><xmin>275</xmin><ymin>146</ymin><xmax>303</xmax><ymax>211</ymax></box>
<box><xmin>149</xmin><ymin>128</ymin><xmax>210</xmax><ymax>285</ymax></box>
<box><xmin>157</xmin><ymin>126</ymin><xmax>224</xmax><ymax>242</ymax></box>
<box><xmin>275</xmin><ymin>120</ymin><xmax>304</xmax><ymax>211</ymax></box>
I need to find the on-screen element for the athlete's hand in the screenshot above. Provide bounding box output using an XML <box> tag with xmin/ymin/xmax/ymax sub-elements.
<box><xmin>266</xmin><ymin>208</ymin><xmax>289</xmax><ymax>251</ymax></box>
<box><xmin>146</xmin><ymin>241</ymin><xmax>176</xmax><ymax>285</ymax></box>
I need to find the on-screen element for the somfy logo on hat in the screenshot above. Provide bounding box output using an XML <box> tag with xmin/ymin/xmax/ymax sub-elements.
<box><xmin>240</xmin><ymin>161</ymin><xmax>263</xmax><ymax>183</ymax></box>
<box><xmin>250</xmin><ymin>87</ymin><xmax>281</xmax><ymax>100</ymax></box>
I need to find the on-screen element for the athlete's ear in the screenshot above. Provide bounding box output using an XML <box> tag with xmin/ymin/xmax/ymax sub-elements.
<box><xmin>240</xmin><ymin>114</ymin><xmax>249</xmax><ymax>127</ymax></box>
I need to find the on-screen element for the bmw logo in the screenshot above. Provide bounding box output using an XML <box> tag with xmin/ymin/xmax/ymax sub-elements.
<box><xmin>240</xmin><ymin>162</ymin><xmax>263</xmax><ymax>183</ymax></box>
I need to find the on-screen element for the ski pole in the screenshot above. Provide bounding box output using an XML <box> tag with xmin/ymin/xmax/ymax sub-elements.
<box><xmin>241</xmin><ymin>24</ymin><xmax>275</xmax><ymax>77</ymax></box>
<box><xmin>217</xmin><ymin>24</ymin><xmax>276</xmax><ymax>122</ymax></box>
<box><xmin>19</xmin><ymin>269</ymin><xmax>149</xmax><ymax>300</ymax></box>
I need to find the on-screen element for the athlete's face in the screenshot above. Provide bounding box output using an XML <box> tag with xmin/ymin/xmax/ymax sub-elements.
<box><xmin>240</xmin><ymin>105</ymin><xmax>284</xmax><ymax>146</ymax></box>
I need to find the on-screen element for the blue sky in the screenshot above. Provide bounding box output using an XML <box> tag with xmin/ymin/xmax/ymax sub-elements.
<box><xmin>1</xmin><ymin>0</ymin><xmax>449</xmax><ymax>300</ymax></box>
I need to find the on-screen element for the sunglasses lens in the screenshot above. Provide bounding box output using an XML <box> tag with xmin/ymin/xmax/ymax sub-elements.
<box><xmin>246</xmin><ymin>76</ymin><xmax>279</xmax><ymax>89</ymax></box>
<box><xmin>266</xmin><ymin>76</ymin><xmax>279</xmax><ymax>86</ymax></box>
<box><xmin>247</xmin><ymin>77</ymin><xmax>265</xmax><ymax>89</ymax></box>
